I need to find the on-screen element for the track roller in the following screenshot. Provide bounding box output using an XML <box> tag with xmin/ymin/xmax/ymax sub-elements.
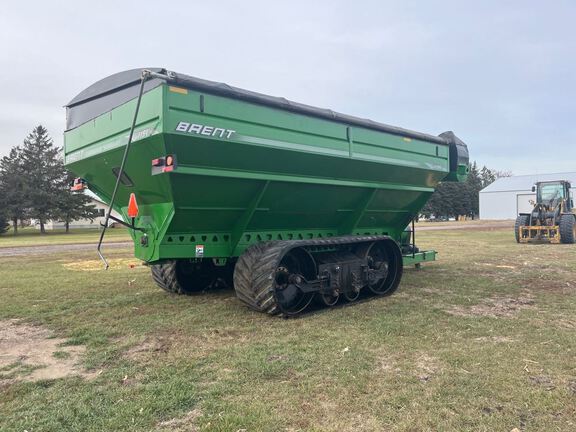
<box><xmin>317</xmin><ymin>289</ymin><xmax>340</xmax><ymax>306</ymax></box>
<box><xmin>342</xmin><ymin>286</ymin><xmax>361</xmax><ymax>302</ymax></box>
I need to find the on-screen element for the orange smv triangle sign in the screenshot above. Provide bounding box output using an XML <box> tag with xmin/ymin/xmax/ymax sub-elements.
<box><xmin>127</xmin><ymin>193</ymin><xmax>139</xmax><ymax>218</ymax></box>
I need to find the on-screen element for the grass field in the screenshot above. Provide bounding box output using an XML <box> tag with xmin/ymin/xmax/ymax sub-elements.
<box><xmin>0</xmin><ymin>228</ymin><xmax>575</xmax><ymax>431</ymax></box>
<box><xmin>0</xmin><ymin>227</ymin><xmax>131</xmax><ymax>248</ymax></box>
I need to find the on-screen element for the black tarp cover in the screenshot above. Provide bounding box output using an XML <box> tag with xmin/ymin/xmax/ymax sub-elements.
<box><xmin>66</xmin><ymin>67</ymin><xmax>466</xmax><ymax>160</ymax></box>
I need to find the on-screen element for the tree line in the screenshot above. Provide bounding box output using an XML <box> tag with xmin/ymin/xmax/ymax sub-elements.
<box><xmin>421</xmin><ymin>162</ymin><xmax>511</xmax><ymax>219</ymax></box>
<box><xmin>0</xmin><ymin>125</ymin><xmax>97</xmax><ymax>235</ymax></box>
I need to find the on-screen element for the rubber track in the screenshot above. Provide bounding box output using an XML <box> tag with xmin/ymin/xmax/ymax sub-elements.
<box><xmin>233</xmin><ymin>235</ymin><xmax>395</xmax><ymax>316</ymax></box>
<box><xmin>151</xmin><ymin>261</ymin><xmax>185</xmax><ymax>294</ymax></box>
<box><xmin>559</xmin><ymin>214</ymin><xmax>575</xmax><ymax>244</ymax></box>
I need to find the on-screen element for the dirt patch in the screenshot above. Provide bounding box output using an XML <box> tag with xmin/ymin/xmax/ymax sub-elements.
<box><xmin>156</xmin><ymin>408</ymin><xmax>203</xmax><ymax>431</ymax></box>
<box><xmin>125</xmin><ymin>328</ymin><xmax>250</xmax><ymax>364</ymax></box>
<box><xmin>0</xmin><ymin>319</ymin><xmax>93</xmax><ymax>383</ymax></box>
<box><xmin>124</xmin><ymin>336</ymin><xmax>171</xmax><ymax>362</ymax></box>
<box><xmin>62</xmin><ymin>257</ymin><xmax>140</xmax><ymax>271</ymax></box>
<box><xmin>378</xmin><ymin>356</ymin><xmax>402</xmax><ymax>374</ymax></box>
<box><xmin>529</xmin><ymin>375</ymin><xmax>556</xmax><ymax>391</ymax></box>
<box><xmin>446</xmin><ymin>294</ymin><xmax>535</xmax><ymax>318</ymax></box>
<box><xmin>416</xmin><ymin>353</ymin><xmax>442</xmax><ymax>382</ymax></box>
<box><xmin>419</xmin><ymin>287</ymin><xmax>443</xmax><ymax>295</ymax></box>
<box><xmin>481</xmin><ymin>404</ymin><xmax>504</xmax><ymax>415</ymax></box>
<box><xmin>555</xmin><ymin>318</ymin><xmax>576</xmax><ymax>329</ymax></box>
<box><xmin>519</xmin><ymin>276</ymin><xmax>574</xmax><ymax>294</ymax></box>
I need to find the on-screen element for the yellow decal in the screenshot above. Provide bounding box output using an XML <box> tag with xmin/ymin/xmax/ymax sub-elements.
<box><xmin>403</xmin><ymin>137</ymin><xmax>412</xmax><ymax>142</ymax></box>
<box><xmin>169</xmin><ymin>86</ymin><xmax>188</xmax><ymax>95</ymax></box>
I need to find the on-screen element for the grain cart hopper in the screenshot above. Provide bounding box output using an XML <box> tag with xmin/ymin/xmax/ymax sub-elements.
<box><xmin>64</xmin><ymin>68</ymin><xmax>469</xmax><ymax>316</ymax></box>
<box><xmin>515</xmin><ymin>180</ymin><xmax>575</xmax><ymax>244</ymax></box>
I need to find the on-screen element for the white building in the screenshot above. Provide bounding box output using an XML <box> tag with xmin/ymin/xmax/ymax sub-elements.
<box><xmin>33</xmin><ymin>196</ymin><xmax>122</xmax><ymax>230</ymax></box>
<box><xmin>479</xmin><ymin>172</ymin><xmax>576</xmax><ymax>220</ymax></box>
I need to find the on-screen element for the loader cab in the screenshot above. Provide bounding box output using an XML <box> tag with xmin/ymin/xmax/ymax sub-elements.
<box><xmin>532</xmin><ymin>181</ymin><xmax>573</xmax><ymax>211</ymax></box>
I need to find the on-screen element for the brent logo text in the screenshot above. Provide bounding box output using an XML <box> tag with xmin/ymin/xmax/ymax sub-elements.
<box><xmin>176</xmin><ymin>121</ymin><xmax>236</xmax><ymax>139</ymax></box>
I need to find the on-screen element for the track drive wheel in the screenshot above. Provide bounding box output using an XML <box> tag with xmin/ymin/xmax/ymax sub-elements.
<box><xmin>559</xmin><ymin>214</ymin><xmax>576</xmax><ymax>244</ymax></box>
<box><xmin>151</xmin><ymin>259</ymin><xmax>228</xmax><ymax>294</ymax></box>
<box><xmin>515</xmin><ymin>215</ymin><xmax>530</xmax><ymax>243</ymax></box>
<box><xmin>233</xmin><ymin>243</ymin><xmax>316</xmax><ymax>316</ymax></box>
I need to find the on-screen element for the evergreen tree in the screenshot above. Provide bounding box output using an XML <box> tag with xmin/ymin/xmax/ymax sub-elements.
<box><xmin>466</xmin><ymin>162</ymin><xmax>483</xmax><ymax>218</ymax></box>
<box><xmin>0</xmin><ymin>146</ymin><xmax>28</xmax><ymax>234</ymax></box>
<box><xmin>1</xmin><ymin>126</ymin><xmax>100</xmax><ymax>234</ymax></box>
<box><xmin>422</xmin><ymin>162</ymin><xmax>506</xmax><ymax>219</ymax></box>
<box><xmin>20</xmin><ymin>125</ymin><xmax>64</xmax><ymax>233</ymax></box>
<box><xmin>55</xmin><ymin>172</ymin><xmax>99</xmax><ymax>233</ymax></box>
<box><xmin>0</xmin><ymin>211</ymin><xmax>9</xmax><ymax>234</ymax></box>
<box><xmin>422</xmin><ymin>182</ymin><xmax>465</xmax><ymax>219</ymax></box>
<box><xmin>480</xmin><ymin>165</ymin><xmax>496</xmax><ymax>188</ymax></box>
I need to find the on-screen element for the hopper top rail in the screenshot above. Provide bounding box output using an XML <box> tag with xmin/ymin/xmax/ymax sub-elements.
<box><xmin>66</xmin><ymin>67</ymin><xmax>453</xmax><ymax>146</ymax></box>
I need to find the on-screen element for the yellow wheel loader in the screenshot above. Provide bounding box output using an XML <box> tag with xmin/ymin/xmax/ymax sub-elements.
<box><xmin>515</xmin><ymin>180</ymin><xmax>575</xmax><ymax>244</ymax></box>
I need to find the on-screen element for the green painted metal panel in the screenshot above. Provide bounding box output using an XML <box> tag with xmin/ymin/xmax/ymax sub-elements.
<box><xmin>402</xmin><ymin>250</ymin><xmax>437</xmax><ymax>266</ymax></box>
<box><xmin>64</xmin><ymin>79</ymin><xmax>468</xmax><ymax>263</ymax></box>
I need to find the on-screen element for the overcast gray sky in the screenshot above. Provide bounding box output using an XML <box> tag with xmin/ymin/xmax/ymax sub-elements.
<box><xmin>1</xmin><ymin>1</ymin><xmax>574</xmax><ymax>175</ymax></box>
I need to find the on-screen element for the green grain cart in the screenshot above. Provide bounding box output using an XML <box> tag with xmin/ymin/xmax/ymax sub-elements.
<box><xmin>64</xmin><ymin>68</ymin><xmax>469</xmax><ymax>316</ymax></box>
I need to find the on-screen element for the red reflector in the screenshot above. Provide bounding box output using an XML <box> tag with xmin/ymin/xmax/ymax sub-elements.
<box><xmin>165</xmin><ymin>155</ymin><xmax>174</xmax><ymax>166</ymax></box>
<box><xmin>127</xmin><ymin>193</ymin><xmax>139</xmax><ymax>218</ymax></box>
<box><xmin>71</xmin><ymin>178</ymin><xmax>86</xmax><ymax>191</ymax></box>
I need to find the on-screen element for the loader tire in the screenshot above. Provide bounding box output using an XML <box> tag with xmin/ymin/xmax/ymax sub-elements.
<box><xmin>151</xmin><ymin>259</ymin><xmax>224</xmax><ymax>294</ymax></box>
<box><xmin>515</xmin><ymin>215</ymin><xmax>530</xmax><ymax>243</ymax></box>
<box><xmin>559</xmin><ymin>215</ymin><xmax>576</xmax><ymax>244</ymax></box>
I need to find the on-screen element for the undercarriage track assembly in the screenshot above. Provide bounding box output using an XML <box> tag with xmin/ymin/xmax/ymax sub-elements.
<box><xmin>232</xmin><ymin>235</ymin><xmax>403</xmax><ymax>316</ymax></box>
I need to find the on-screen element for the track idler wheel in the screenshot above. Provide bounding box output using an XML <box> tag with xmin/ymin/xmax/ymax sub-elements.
<box><xmin>355</xmin><ymin>239</ymin><xmax>403</xmax><ymax>296</ymax></box>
